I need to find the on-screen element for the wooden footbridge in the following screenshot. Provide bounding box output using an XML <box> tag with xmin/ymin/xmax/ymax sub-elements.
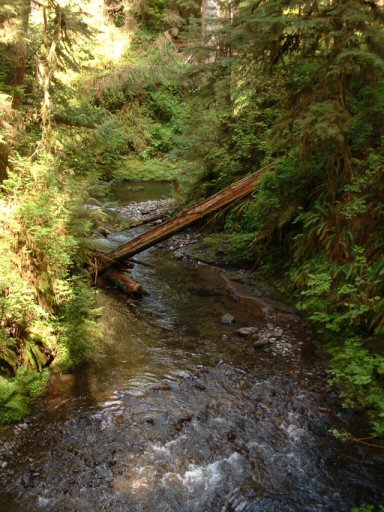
<box><xmin>92</xmin><ymin>164</ymin><xmax>273</xmax><ymax>274</ymax></box>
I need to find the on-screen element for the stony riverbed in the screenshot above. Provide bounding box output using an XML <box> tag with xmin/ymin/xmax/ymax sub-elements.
<box><xmin>1</xmin><ymin>187</ymin><xmax>383</xmax><ymax>511</ymax></box>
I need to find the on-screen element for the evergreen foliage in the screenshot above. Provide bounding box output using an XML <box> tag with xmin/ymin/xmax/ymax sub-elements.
<box><xmin>175</xmin><ymin>0</ymin><xmax>384</xmax><ymax>435</ymax></box>
<box><xmin>0</xmin><ymin>0</ymin><xmax>103</xmax><ymax>422</ymax></box>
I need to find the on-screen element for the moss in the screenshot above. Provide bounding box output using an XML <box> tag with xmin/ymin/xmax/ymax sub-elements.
<box><xmin>113</xmin><ymin>157</ymin><xmax>178</xmax><ymax>181</ymax></box>
<box><xmin>192</xmin><ymin>233</ymin><xmax>256</xmax><ymax>267</ymax></box>
<box><xmin>0</xmin><ymin>367</ymin><xmax>50</xmax><ymax>424</ymax></box>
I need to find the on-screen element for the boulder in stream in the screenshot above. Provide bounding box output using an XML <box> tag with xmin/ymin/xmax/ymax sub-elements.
<box><xmin>174</xmin><ymin>250</ymin><xmax>184</xmax><ymax>260</ymax></box>
<box><xmin>236</xmin><ymin>327</ymin><xmax>258</xmax><ymax>337</ymax></box>
<box><xmin>220</xmin><ymin>313</ymin><xmax>235</xmax><ymax>325</ymax></box>
<box><xmin>253</xmin><ymin>339</ymin><xmax>270</xmax><ymax>349</ymax></box>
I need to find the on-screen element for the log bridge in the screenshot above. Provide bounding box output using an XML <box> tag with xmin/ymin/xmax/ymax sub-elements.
<box><xmin>93</xmin><ymin>164</ymin><xmax>273</xmax><ymax>274</ymax></box>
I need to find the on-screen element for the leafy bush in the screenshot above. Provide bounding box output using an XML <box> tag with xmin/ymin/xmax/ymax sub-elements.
<box><xmin>351</xmin><ymin>505</ymin><xmax>384</xmax><ymax>512</ymax></box>
<box><xmin>329</xmin><ymin>338</ymin><xmax>384</xmax><ymax>437</ymax></box>
<box><xmin>0</xmin><ymin>367</ymin><xmax>50</xmax><ymax>423</ymax></box>
<box><xmin>0</xmin><ymin>149</ymin><xmax>101</xmax><ymax>424</ymax></box>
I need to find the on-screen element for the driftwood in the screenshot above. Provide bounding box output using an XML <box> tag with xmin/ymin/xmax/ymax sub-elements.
<box><xmin>94</xmin><ymin>164</ymin><xmax>274</xmax><ymax>273</ymax></box>
<box><xmin>104</xmin><ymin>270</ymin><xmax>145</xmax><ymax>296</ymax></box>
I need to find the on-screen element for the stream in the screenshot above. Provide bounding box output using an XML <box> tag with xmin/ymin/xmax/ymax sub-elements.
<box><xmin>0</xmin><ymin>182</ymin><xmax>383</xmax><ymax>511</ymax></box>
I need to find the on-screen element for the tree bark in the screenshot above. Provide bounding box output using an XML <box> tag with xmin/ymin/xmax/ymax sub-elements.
<box><xmin>104</xmin><ymin>270</ymin><xmax>145</xmax><ymax>295</ymax></box>
<box><xmin>11</xmin><ymin>0</ymin><xmax>31</xmax><ymax>110</ymax></box>
<box><xmin>38</xmin><ymin>5</ymin><xmax>62</xmax><ymax>143</ymax></box>
<box><xmin>0</xmin><ymin>142</ymin><xmax>9</xmax><ymax>183</ymax></box>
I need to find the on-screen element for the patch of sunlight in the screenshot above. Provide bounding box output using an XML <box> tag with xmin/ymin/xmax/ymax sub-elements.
<box><xmin>91</xmin><ymin>25</ymin><xmax>131</xmax><ymax>67</ymax></box>
<box><xmin>30</xmin><ymin>0</ymin><xmax>131</xmax><ymax>71</ymax></box>
<box><xmin>55</xmin><ymin>0</ymin><xmax>72</xmax><ymax>6</ymax></box>
<box><xmin>83</xmin><ymin>0</ymin><xmax>131</xmax><ymax>67</ymax></box>
<box><xmin>283</xmin><ymin>7</ymin><xmax>300</xmax><ymax>16</ymax></box>
<box><xmin>233</xmin><ymin>93</ymin><xmax>250</xmax><ymax>116</ymax></box>
<box><xmin>0</xmin><ymin>92</ymin><xmax>11</xmax><ymax>107</ymax></box>
<box><xmin>30</xmin><ymin>5</ymin><xmax>43</xmax><ymax>24</ymax></box>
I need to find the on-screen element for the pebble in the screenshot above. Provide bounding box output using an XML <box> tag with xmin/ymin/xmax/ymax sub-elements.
<box><xmin>120</xmin><ymin>199</ymin><xmax>172</xmax><ymax>220</ymax></box>
<box><xmin>238</xmin><ymin>380</ymin><xmax>248</xmax><ymax>389</ymax></box>
<box><xmin>253</xmin><ymin>339</ymin><xmax>270</xmax><ymax>349</ymax></box>
<box><xmin>21</xmin><ymin>470</ymin><xmax>31</xmax><ymax>488</ymax></box>
<box><xmin>174</xmin><ymin>250</ymin><xmax>184</xmax><ymax>259</ymax></box>
<box><xmin>37</xmin><ymin>497</ymin><xmax>50</xmax><ymax>507</ymax></box>
<box><xmin>178</xmin><ymin>370</ymin><xmax>192</xmax><ymax>379</ymax></box>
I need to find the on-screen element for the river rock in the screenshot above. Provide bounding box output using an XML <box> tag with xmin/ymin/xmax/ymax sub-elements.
<box><xmin>236</xmin><ymin>327</ymin><xmax>258</xmax><ymax>337</ymax></box>
<box><xmin>178</xmin><ymin>370</ymin><xmax>192</xmax><ymax>379</ymax></box>
<box><xmin>21</xmin><ymin>470</ymin><xmax>31</xmax><ymax>488</ymax></box>
<box><xmin>174</xmin><ymin>250</ymin><xmax>184</xmax><ymax>259</ymax></box>
<box><xmin>253</xmin><ymin>339</ymin><xmax>270</xmax><ymax>349</ymax></box>
<box><xmin>37</xmin><ymin>497</ymin><xmax>51</xmax><ymax>508</ymax></box>
<box><xmin>220</xmin><ymin>313</ymin><xmax>235</xmax><ymax>324</ymax></box>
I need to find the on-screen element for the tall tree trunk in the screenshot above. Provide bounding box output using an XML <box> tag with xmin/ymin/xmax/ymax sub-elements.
<box><xmin>11</xmin><ymin>0</ymin><xmax>31</xmax><ymax>110</ymax></box>
<box><xmin>37</xmin><ymin>5</ymin><xmax>62</xmax><ymax>145</ymax></box>
<box><xmin>201</xmin><ymin>0</ymin><xmax>220</xmax><ymax>62</ymax></box>
<box><xmin>0</xmin><ymin>142</ymin><xmax>9</xmax><ymax>183</ymax></box>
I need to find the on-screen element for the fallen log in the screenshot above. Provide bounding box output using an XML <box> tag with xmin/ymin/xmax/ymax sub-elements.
<box><xmin>93</xmin><ymin>164</ymin><xmax>274</xmax><ymax>273</ymax></box>
<box><xmin>104</xmin><ymin>270</ymin><xmax>146</xmax><ymax>296</ymax></box>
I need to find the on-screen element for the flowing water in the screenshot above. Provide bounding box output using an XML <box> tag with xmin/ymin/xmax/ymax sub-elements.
<box><xmin>0</xmin><ymin>185</ymin><xmax>383</xmax><ymax>511</ymax></box>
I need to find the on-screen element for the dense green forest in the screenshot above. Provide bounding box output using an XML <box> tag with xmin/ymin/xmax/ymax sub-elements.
<box><xmin>1</xmin><ymin>0</ymin><xmax>384</xmax><ymax>440</ymax></box>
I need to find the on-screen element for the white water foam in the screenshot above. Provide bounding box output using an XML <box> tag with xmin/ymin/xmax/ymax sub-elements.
<box><xmin>161</xmin><ymin>452</ymin><xmax>242</xmax><ymax>491</ymax></box>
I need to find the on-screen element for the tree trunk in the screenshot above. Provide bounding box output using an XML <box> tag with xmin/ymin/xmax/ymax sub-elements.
<box><xmin>0</xmin><ymin>142</ymin><xmax>9</xmax><ymax>183</ymax></box>
<box><xmin>38</xmin><ymin>5</ymin><xmax>62</xmax><ymax>143</ymax></box>
<box><xmin>11</xmin><ymin>0</ymin><xmax>31</xmax><ymax>110</ymax></box>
